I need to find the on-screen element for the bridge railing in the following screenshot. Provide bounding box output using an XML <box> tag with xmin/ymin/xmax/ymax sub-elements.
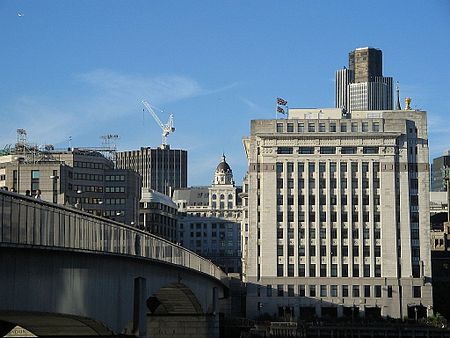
<box><xmin>0</xmin><ymin>190</ymin><xmax>225</xmax><ymax>280</ymax></box>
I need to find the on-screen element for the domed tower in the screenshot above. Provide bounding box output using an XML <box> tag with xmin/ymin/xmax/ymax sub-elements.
<box><xmin>213</xmin><ymin>154</ymin><xmax>234</xmax><ymax>186</ymax></box>
<box><xmin>209</xmin><ymin>154</ymin><xmax>237</xmax><ymax>210</ymax></box>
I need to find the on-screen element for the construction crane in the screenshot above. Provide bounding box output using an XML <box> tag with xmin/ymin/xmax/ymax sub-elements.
<box><xmin>142</xmin><ymin>100</ymin><xmax>175</xmax><ymax>149</ymax></box>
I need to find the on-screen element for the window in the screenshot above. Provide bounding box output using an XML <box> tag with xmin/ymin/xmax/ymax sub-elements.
<box><xmin>309</xmin><ymin>264</ymin><xmax>316</xmax><ymax>277</ymax></box>
<box><xmin>309</xmin><ymin>285</ymin><xmax>316</xmax><ymax>297</ymax></box>
<box><xmin>320</xmin><ymin>285</ymin><xmax>327</xmax><ymax>297</ymax></box>
<box><xmin>298</xmin><ymin>123</ymin><xmax>305</xmax><ymax>132</ymax></box>
<box><xmin>342</xmin><ymin>285</ymin><xmax>349</xmax><ymax>297</ymax></box>
<box><xmin>299</xmin><ymin>147</ymin><xmax>314</xmax><ymax>154</ymax></box>
<box><xmin>364</xmin><ymin>285</ymin><xmax>371</xmax><ymax>297</ymax></box>
<box><xmin>387</xmin><ymin>286</ymin><xmax>393</xmax><ymax>298</ymax></box>
<box><xmin>276</xmin><ymin>123</ymin><xmax>283</xmax><ymax>133</ymax></box>
<box><xmin>320</xmin><ymin>147</ymin><xmax>336</xmax><ymax>154</ymax></box>
<box><xmin>277</xmin><ymin>285</ymin><xmax>284</xmax><ymax>297</ymax></box>
<box><xmin>298</xmin><ymin>285</ymin><xmax>305</xmax><ymax>297</ymax></box>
<box><xmin>353</xmin><ymin>285</ymin><xmax>360</xmax><ymax>297</ymax></box>
<box><xmin>362</xmin><ymin>122</ymin><xmax>369</xmax><ymax>132</ymax></box>
<box><xmin>372</xmin><ymin>122</ymin><xmax>380</xmax><ymax>132</ymax></box>
<box><xmin>299</xmin><ymin>264</ymin><xmax>305</xmax><ymax>276</ymax></box>
<box><xmin>363</xmin><ymin>147</ymin><xmax>379</xmax><ymax>154</ymax></box>
<box><xmin>288</xmin><ymin>264</ymin><xmax>294</xmax><ymax>277</ymax></box>
<box><xmin>375</xmin><ymin>285</ymin><xmax>382</xmax><ymax>298</ymax></box>
<box><xmin>351</xmin><ymin>122</ymin><xmax>358</xmax><ymax>132</ymax></box>
<box><xmin>277</xmin><ymin>147</ymin><xmax>293</xmax><ymax>154</ymax></box>
<box><xmin>288</xmin><ymin>285</ymin><xmax>295</xmax><ymax>297</ymax></box>
<box><xmin>276</xmin><ymin>162</ymin><xmax>283</xmax><ymax>173</ymax></box>
<box><xmin>277</xmin><ymin>264</ymin><xmax>284</xmax><ymax>277</ymax></box>
<box><xmin>31</xmin><ymin>170</ymin><xmax>40</xmax><ymax>179</ymax></box>
<box><xmin>340</xmin><ymin>123</ymin><xmax>347</xmax><ymax>132</ymax></box>
<box><xmin>413</xmin><ymin>286</ymin><xmax>421</xmax><ymax>298</ymax></box>
<box><xmin>331</xmin><ymin>285</ymin><xmax>338</xmax><ymax>297</ymax></box>
<box><xmin>320</xmin><ymin>264</ymin><xmax>327</xmax><ymax>277</ymax></box>
<box><xmin>330</xmin><ymin>123</ymin><xmax>337</xmax><ymax>132</ymax></box>
<box><xmin>319</xmin><ymin>123</ymin><xmax>326</xmax><ymax>132</ymax></box>
<box><xmin>287</xmin><ymin>123</ymin><xmax>294</xmax><ymax>132</ymax></box>
<box><xmin>341</xmin><ymin>147</ymin><xmax>357</xmax><ymax>154</ymax></box>
<box><xmin>308</xmin><ymin>123</ymin><xmax>315</xmax><ymax>132</ymax></box>
<box><xmin>267</xmin><ymin>285</ymin><xmax>272</xmax><ymax>297</ymax></box>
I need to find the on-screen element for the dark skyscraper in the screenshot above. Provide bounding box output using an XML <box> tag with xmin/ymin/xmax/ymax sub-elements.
<box><xmin>349</xmin><ymin>47</ymin><xmax>383</xmax><ymax>83</ymax></box>
<box><xmin>336</xmin><ymin>47</ymin><xmax>393</xmax><ymax>111</ymax></box>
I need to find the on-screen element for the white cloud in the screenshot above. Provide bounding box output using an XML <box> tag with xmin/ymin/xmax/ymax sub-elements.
<box><xmin>0</xmin><ymin>70</ymin><xmax>232</xmax><ymax>147</ymax></box>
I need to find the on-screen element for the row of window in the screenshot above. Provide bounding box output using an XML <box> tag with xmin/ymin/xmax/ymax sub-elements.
<box><xmin>276</xmin><ymin>121</ymin><xmax>380</xmax><ymax>134</ymax></box>
<box><xmin>278</xmin><ymin>226</ymin><xmax>381</xmax><ymax>239</ymax></box>
<box><xmin>104</xmin><ymin>198</ymin><xmax>126</xmax><ymax>205</ymax></box>
<box><xmin>277</xmin><ymin>245</ymin><xmax>381</xmax><ymax>258</ymax></box>
<box><xmin>105</xmin><ymin>175</ymin><xmax>126</xmax><ymax>182</ymax></box>
<box><xmin>73</xmin><ymin>161</ymin><xmax>107</xmax><ymax>169</ymax></box>
<box><xmin>212</xmin><ymin>193</ymin><xmax>234</xmax><ymax>200</ymax></box>
<box><xmin>105</xmin><ymin>186</ymin><xmax>126</xmax><ymax>193</ymax></box>
<box><xmin>278</xmin><ymin>210</ymin><xmax>381</xmax><ymax>223</ymax></box>
<box><xmin>277</xmin><ymin>194</ymin><xmax>381</xmax><ymax>206</ymax></box>
<box><xmin>73</xmin><ymin>185</ymin><xmax>103</xmax><ymax>193</ymax></box>
<box><xmin>73</xmin><ymin>173</ymin><xmax>104</xmax><ymax>181</ymax></box>
<box><xmin>277</xmin><ymin>146</ymin><xmax>380</xmax><ymax>155</ymax></box>
<box><xmin>276</xmin><ymin>263</ymin><xmax>382</xmax><ymax>278</ymax></box>
<box><xmin>276</xmin><ymin>161</ymin><xmax>380</xmax><ymax>173</ymax></box>
<box><xmin>262</xmin><ymin>284</ymin><xmax>421</xmax><ymax>299</ymax></box>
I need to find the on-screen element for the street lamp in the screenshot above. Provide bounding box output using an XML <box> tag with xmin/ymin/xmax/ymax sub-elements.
<box><xmin>49</xmin><ymin>175</ymin><xmax>59</xmax><ymax>204</ymax></box>
<box><xmin>76</xmin><ymin>189</ymin><xmax>83</xmax><ymax>210</ymax></box>
<box><xmin>13</xmin><ymin>156</ymin><xmax>25</xmax><ymax>193</ymax></box>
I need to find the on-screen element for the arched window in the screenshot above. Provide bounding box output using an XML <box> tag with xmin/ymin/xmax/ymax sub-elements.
<box><xmin>220</xmin><ymin>194</ymin><xmax>225</xmax><ymax>200</ymax></box>
<box><xmin>228</xmin><ymin>194</ymin><xmax>233</xmax><ymax>200</ymax></box>
<box><xmin>212</xmin><ymin>194</ymin><xmax>217</xmax><ymax>200</ymax></box>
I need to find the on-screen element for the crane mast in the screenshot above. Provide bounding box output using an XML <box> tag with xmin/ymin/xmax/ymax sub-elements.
<box><xmin>142</xmin><ymin>100</ymin><xmax>175</xmax><ymax>149</ymax></box>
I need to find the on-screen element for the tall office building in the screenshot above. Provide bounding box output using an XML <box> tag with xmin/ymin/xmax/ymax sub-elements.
<box><xmin>116</xmin><ymin>147</ymin><xmax>187</xmax><ymax>195</ymax></box>
<box><xmin>0</xmin><ymin>148</ymin><xmax>141</xmax><ymax>225</ymax></box>
<box><xmin>349</xmin><ymin>47</ymin><xmax>382</xmax><ymax>83</ymax></box>
<box><xmin>242</xmin><ymin>107</ymin><xmax>432</xmax><ymax>320</ymax></box>
<box><xmin>336</xmin><ymin>47</ymin><xmax>393</xmax><ymax>112</ymax></box>
<box><xmin>335</xmin><ymin>68</ymin><xmax>353</xmax><ymax>109</ymax></box>
<box><xmin>431</xmin><ymin>151</ymin><xmax>450</xmax><ymax>192</ymax></box>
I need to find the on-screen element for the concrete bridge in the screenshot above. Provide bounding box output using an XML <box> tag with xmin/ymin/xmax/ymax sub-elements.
<box><xmin>0</xmin><ymin>190</ymin><xmax>228</xmax><ymax>337</ymax></box>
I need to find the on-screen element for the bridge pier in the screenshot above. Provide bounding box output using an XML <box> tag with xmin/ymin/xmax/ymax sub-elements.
<box><xmin>147</xmin><ymin>314</ymin><xmax>219</xmax><ymax>338</ymax></box>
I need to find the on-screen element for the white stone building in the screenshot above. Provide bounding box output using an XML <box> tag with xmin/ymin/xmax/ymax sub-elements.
<box><xmin>242</xmin><ymin>107</ymin><xmax>432</xmax><ymax>320</ymax></box>
<box><xmin>173</xmin><ymin>155</ymin><xmax>243</xmax><ymax>273</ymax></box>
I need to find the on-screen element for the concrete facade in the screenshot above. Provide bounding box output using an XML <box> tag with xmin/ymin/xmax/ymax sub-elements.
<box><xmin>140</xmin><ymin>189</ymin><xmax>178</xmax><ymax>242</ymax></box>
<box><xmin>116</xmin><ymin>147</ymin><xmax>187</xmax><ymax>195</ymax></box>
<box><xmin>0</xmin><ymin>149</ymin><xmax>140</xmax><ymax>225</ymax></box>
<box><xmin>242</xmin><ymin>108</ymin><xmax>432</xmax><ymax>320</ymax></box>
<box><xmin>431</xmin><ymin>151</ymin><xmax>450</xmax><ymax>192</ymax></box>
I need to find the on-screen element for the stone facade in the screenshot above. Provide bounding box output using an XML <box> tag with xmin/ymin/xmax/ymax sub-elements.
<box><xmin>242</xmin><ymin>108</ymin><xmax>432</xmax><ymax>320</ymax></box>
<box><xmin>173</xmin><ymin>155</ymin><xmax>243</xmax><ymax>273</ymax></box>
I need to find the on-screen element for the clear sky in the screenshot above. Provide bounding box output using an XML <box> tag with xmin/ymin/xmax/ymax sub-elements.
<box><xmin>1</xmin><ymin>0</ymin><xmax>449</xmax><ymax>186</ymax></box>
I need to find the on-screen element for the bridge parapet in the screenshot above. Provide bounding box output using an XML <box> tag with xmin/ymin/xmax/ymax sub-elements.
<box><xmin>0</xmin><ymin>190</ymin><xmax>225</xmax><ymax>281</ymax></box>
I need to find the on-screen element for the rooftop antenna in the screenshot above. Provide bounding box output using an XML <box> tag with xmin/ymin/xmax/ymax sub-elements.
<box><xmin>396</xmin><ymin>81</ymin><xmax>401</xmax><ymax>110</ymax></box>
<box><xmin>142</xmin><ymin>100</ymin><xmax>175</xmax><ymax>149</ymax></box>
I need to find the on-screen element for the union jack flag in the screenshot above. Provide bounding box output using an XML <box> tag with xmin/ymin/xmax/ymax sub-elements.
<box><xmin>277</xmin><ymin>106</ymin><xmax>286</xmax><ymax>114</ymax></box>
<box><xmin>277</xmin><ymin>97</ymin><xmax>287</xmax><ymax>106</ymax></box>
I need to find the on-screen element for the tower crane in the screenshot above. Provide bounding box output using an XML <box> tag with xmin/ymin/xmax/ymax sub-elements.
<box><xmin>142</xmin><ymin>100</ymin><xmax>175</xmax><ymax>149</ymax></box>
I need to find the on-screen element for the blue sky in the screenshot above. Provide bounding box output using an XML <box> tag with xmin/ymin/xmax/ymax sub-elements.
<box><xmin>1</xmin><ymin>0</ymin><xmax>449</xmax><ymax>186</ymax></box>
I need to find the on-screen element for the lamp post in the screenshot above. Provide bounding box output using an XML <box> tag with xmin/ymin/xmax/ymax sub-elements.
<box><xmin>76</xmin><ymin>189</ymin><xmax>83</xmax><ymax>210</ymax></box>
<box><xmin>49</xmin><ymin>175</ymin><xmax>59</xmax><ymax>204</ymax></box>
<box><xmin>13</xmin><ymin>156</ymin><xmax>25</xmax><ymax>193</ymax></box>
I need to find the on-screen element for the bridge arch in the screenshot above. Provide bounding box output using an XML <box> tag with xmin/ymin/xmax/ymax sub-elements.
<box><xmin>148</xmin><ymin>282</ymin><xmax>203</xmax><ymax>315</ymax></box>
<box><xmin>0</xmin><ymin>311</ymin><xmax>115</xmax><ymax>337</ymax></box>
